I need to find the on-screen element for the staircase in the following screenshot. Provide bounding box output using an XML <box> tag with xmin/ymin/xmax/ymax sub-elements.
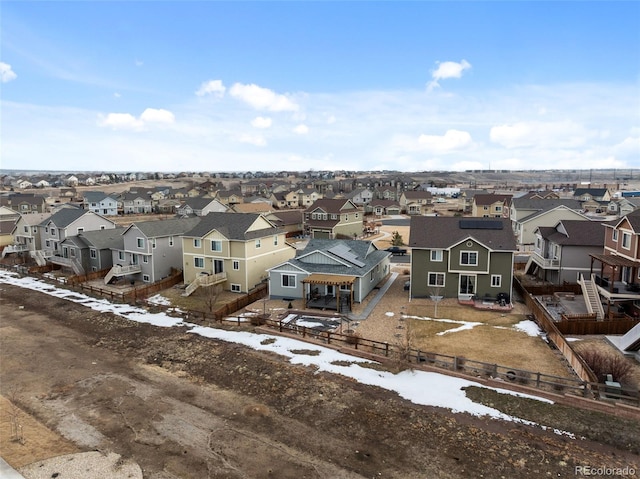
<box><xmin>104</xmin><ymin>264</ymin><xmax>142</xmax><ymax>284</ymax></box>
<box><xmin>31</xmin><ymin>250</ymin><xmax>48</xmax><ymax>266</ymax></box>
<box><xmin>183</xmin><ymin>272</ymin><xmax>227</xmax><ymax>296</ymax></box>
<box><xmin>579</xmin><ymin>274</ymin><xmax>605</xmax><ymax>320</ymax></box>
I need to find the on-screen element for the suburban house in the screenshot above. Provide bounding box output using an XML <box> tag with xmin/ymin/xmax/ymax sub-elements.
<box><xmin>346</xmin><ymin>188</ymin><xmax>374</xmax><ymax>207</ymax></box>
<box><xmin>121</xmin><ymin>192</ymin><xmax>154</xmax><ymax>214</ymax></box>
<box><xmin>303</xmin><ymin>199</ymin><xmax>363</xmax><ymax>239</ymax></box>
<box><xmin>176</xmin><ymin>197</ymin><xmax>228</xmax><ymax>217</ymax></box>
<box><xmin>265</xmin><ymin>210</ymin><xmax>304</xmax><ymax>238</ymax></box>
<box><xmin>614</xmin><ymin>197</ymin><xmax>640</xmax><ymax>218</ymax></box>
<box><xmin>368</xmin><ymin>199</ymin><xmax>402</xmax><ymax>217</ymax></box>
<box><xmin>0</xmin><ymin>193</ymin><xmax>48</xmax><ymax>214</ymax></box>
<box><xmin>456</xmin><ymin>189</ymin><xmax>489</xmax><ymax>213</ymax></box>
<box><xmin>4</xmin><ymin>212</ymin><xmax>51</xmax><ymax>258</ymax></box>
<box><xmin>408</xmin><ymin>217</ymin><xmax>517</xmax><ymax>304</ymax></box>
<box><xmin>269</xmin><ymin>192</ymin><xmax>289</xmax><ymax>209</ymax></box>
<box><xmin>83</xmin><ymin>192</ymin><xmax>118</xmax><ymax>216</ymax></box>
<box><xmin>181</xmin><ymin>212</ymin><xmax>295</xmax><ymax>295</ymax></box>
<box><xmin>74</xmin><ymin>227</ymin><xmax>127</xmax><ymax>273</ymax></box>
<box><xmin>509</xmin><ymin>198</ymin><xmax>586</xmax><ymax>250</ymax></box>
<box><xmin>573</xmin><ymin>188</ymin><xmax>611</xmax><ymax>203</ymax></box>
<box><xmin>528</xmin><ymin>220</ymin><xmax>605</xmax><ymax>285</ymax></box>
<box><xmin>38</xmin><ymin>209</ymin><xmax>117</xmax><ymax>267</ymax></box>
<box><xmin>215</xmin><ymin>190</ymin><xmax>244</xmax><ymax>207</ymax></box>
<box><xmin>268</xmin><ymin>238</ymin><xmax>391</xmax><ymax>313</ymax></box>
<box><xmin>587</xmin><ymin>210</ymin><xmax>640</xmax><ymax>317</ymax></box>
<box><xmin>399</xmin><ymin>191</ymin><xmax>433</xmax><ymax>215</ymax></box>
<box><xmin>105</xmin><ymin>217</ymin><xmax>201</xmax><ymax>285</ymax></box>
<box><xmin>471</xmin><ymin>193</ymin><xmax>512</xmax><ymax>218</ymax></box>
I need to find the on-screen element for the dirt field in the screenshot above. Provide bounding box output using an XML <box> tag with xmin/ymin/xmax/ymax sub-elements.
<box><xmin>1</xmin><ymin>281</ymin><xmax>640</xmax><ymax>479</ymax></box>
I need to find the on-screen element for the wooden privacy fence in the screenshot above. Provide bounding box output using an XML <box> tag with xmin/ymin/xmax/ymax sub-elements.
<box><xmin>556</xmin><ymin>317</ymin><xmax>640</xmax><ymax>335</ymax></box>
<box><xmin>513</xmin><ymin>277</ymin><xmax>598</xmax><ymax>384</ymax></box>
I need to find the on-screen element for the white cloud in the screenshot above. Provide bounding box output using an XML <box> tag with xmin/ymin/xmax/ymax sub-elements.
<box><xmin>251</xmin><ymin>116</ymin><xmax>272</xmax><ymax>129</ymax></box>
<box><xmin>293</xmin><ymin>124</ymin><xmax>309</xmax><ymax>135</ymax></box>
<box><xmin>418</xmin><ymin>129</ymin><xmax>473</xmax><ymax>153</ymax></box>
<box><xmin>140</xmin><ymin>108</ymin><xmax>175</xmax><ymax>124</ymax></box>
<box><xmin>238</xmin><ymin>134</ymin><xmax>267</xmax><ymax>147</ymax></box>
<box><xmin>490</xmin><ymin>121</ymin><xmax>588</xmax><ymax>149</ymax></box>
<box><xmin>113</xmin><ymin>92</ymin><xmax>121</xmax><ymax>98</ymax></box>
<box><xmin>98</xmin><ymin>108</ymin><xmax>175</xmax><ymax>131</ymax></box>
<box><xmin>98</xmin><ymin>113</ymin><xmax>143</xmax><ymax>131</ymax></box>
<box><xmin>326</xmin><ymin>115</ymin><xmax>336</xmax><ymax>124</ymax></box>
<box><xmin>196</xmin><ymin>79</ymin><xmax>226</xmax><ymax>97</ymax></box>
<box><xmin>0</xmin><ymin>62</ymin><xmax>17</xmax><ymax>83</ymax></box>
<box><xmin>427</xmin><ymin>59</ymin><xmax>471</xmax><ymax>91</ymax></box>
<box><xmin>229</xmin><ymin>83</ymin><xmax>298</xmax><ymax>111</ymax></box>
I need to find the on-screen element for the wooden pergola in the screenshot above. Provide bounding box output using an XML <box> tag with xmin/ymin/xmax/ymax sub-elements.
<box><xmin>302</xmin><ymin>273</ymin><xmax>356</xmax><ymax>313</ymax></box>
<box><xmin>589</xmin><ymin>253</ymin><xmax>640</xmax><ymax>293</ymax></box>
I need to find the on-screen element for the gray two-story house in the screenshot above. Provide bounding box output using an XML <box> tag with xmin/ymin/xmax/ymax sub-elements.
<box><xmin>105</xmin><ymin>217</ymin><xmax>200</xmax><ymax>284</ymax></box>
<box><xmin>409</xmin><ymin>217</ymin><xmax>516</xmax><ymax>303</ymax></box>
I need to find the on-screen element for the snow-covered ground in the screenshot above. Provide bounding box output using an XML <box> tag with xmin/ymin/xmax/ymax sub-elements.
<box><xmin>0</xmin><ymin>270</ymin><xmax>574</xmax><ymax>435</ymax></box>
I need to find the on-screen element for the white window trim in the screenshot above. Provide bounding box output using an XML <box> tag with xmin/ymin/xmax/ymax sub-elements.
<box><xmin>282</xmin><ymin>274</ymin><xmax>296</xmax><ymax>288</ymax></box>
<box><xmin>460</xmin><ymin>250</ymin><xmax>478</xmax><ymax>266</ymax></box>
<box><xmin>194</xmin><ymin>238</ymin><xmax>201</xmax><ymax>248</ymax></box>
<box><xmin>491</xmin><ymin>274</ymin><xmax>502</xmax><ymax>288</ymax></box>
<box><xmin>137</xmin><ymin>237</ymin><xmax>145</xmax><ymax>249</ymax></box>
<box><xmin>231</xmin><ymin>283</ymin><xmax>241</xmax><ymax>292</ymax></box>
<box><xmin>612</xmin><ymin>229</ymin><xmax>618</xmax><ymax>242</ymax></box>
<box><xmin>232</xmin><ymin>260</ymin><xmax>240</xmax><ymax>270</ymax></box>
<box><xmin>427</xmin><ymin>272</ymin><xmax>445</xmax><ymax>287</ymax></box>
<box><xmin>211</xmin><ymin>240</ymin><xmax>222</xmax><ymax>252</ymax></box>
<box><xmin>622</xmin><ymin>232</ymin><xmax>631</xmax><ymax>250</ymax></box>
<box><xmin>430</xmin><ymin>250</ymin><xmax>443</xmax><ymax>262</ymax></box>
<box><xmin>194</xmin><ymin>257</ymin><xmax>205</xmax><ymax>268</ymax></box>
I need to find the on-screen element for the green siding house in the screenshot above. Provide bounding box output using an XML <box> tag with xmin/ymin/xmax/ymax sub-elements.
<box><xmin>408</xmin><ymin>217</ymin><xmax>516</xmax><ymax>304</ymax></box>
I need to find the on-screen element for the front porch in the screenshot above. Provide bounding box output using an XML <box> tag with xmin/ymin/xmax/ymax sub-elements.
<box><xmin>589</xmin><ymin>253</ymin><xmax>640</xmax><ymax>300</ymax></box>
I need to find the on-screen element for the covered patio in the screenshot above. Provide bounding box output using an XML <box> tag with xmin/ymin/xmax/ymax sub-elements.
<box><xmin>589</xmin><ymin>253</ymin><xmax>640</xmax><ymax>297</ymax></box>
<box><xmin>302</xmin><ymin>273</ymin><xmax>356</xmax><ymax>313</ymax></box>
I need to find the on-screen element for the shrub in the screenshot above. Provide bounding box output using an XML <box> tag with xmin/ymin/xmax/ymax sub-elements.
<box><xmin>579</xmin><ymin>349</ymin><xmax>633</xmax><ymax>384</ymax></box>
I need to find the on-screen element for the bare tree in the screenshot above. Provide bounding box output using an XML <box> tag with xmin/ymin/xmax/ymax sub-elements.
<box><xmin>428</xmin><ymin>286</ymin><xmax>444</xmax><ymax>319</ymax></box>
<box><xmin>203</xmin><ymin>284</ymin><xmax>223</xmax><ymax>314</ymax></box>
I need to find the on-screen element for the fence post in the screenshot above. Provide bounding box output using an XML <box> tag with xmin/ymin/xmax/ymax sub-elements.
<box><xmin>453</xmin><ymin>356</ymin><xmax>458</xmax><ymax>371</ymax></box>
<box><xmin>536</xmin><ymin>372</ymin><xmax>541</xmax><ymax>388</ymax></box>
<box><xmin>327</xmin><ymin>332</ymin><xmax>331</xmax><ymax>344</ymax></box>
<box><xmin>302</xmin><ymin>326</ymin><xmax>306</xmax><ymax>338</ymax></box>
<box><xmin>385</xmin><ymin>342</ymin><xmax>389</xmax><ymax>357</ymax></box>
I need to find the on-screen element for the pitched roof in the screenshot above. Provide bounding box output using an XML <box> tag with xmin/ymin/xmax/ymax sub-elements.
<box><xmin>41</xmin><ymin>208</ymin><xmax>88</xmax><ymax>227</ymax></box>
<box><xmin>283</xmin><ymin>239</ymin><xmax>388</xmax><ymax>276</ymax></box>
<box><xmin>268</xmin><ymin>210</ymin><xmax>304</xmax><ymax>226</ymax></box>
<box><xmin>184</xmin><ymin>212</ymin><xmax>281</xmax><ymax>240</ymax></box>
<box><xmin>402</xmin><ymin>190</ymin><xmax>432</xmax><ymax>199</ymax></box>
<box><xmin>304</xmin><ymin>199</ymin><xmax>358</xmax><ymax>213</ymax></box>
<box><xmin>473</xmin><ymin>193</ymin><xmax>512</xmax><ymax>206</ymax></box>
<box><xmin>78</xmin><ymin>227</ymin><xmax>127</xmax><ymax>250</ymax></box>
<box><xmin>132</xmin><ymin>217</ymin><xmax>201</xmax><ymax>238</ymax></box>
<box><xmin>573</xmin><ymin>188</ymin><xmax>608</xmax><ymax>196</ymax></box>
<box><xmin>538</xmin><ymin>220</ymin><xmax>605</xmax><ymax>246</ymax></box>
<box><xmin>409</xmin><ymin>216</ymin><xmax>516</xmax><ymax>251</ymax></box>
<box><xmin>511</xmin><ymin>197</ymin><xmax>582</xmax><ymax>211</ymax></box>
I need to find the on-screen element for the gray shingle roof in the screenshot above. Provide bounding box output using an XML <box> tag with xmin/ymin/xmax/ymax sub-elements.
<box><xmin>184</xmin><ymin>212</ymin><xmax>282</xmax><ymax>240</ymax></box>
<box><xmin>511</xmin><ymin>198</ymin><xmax>582</xmax><ymax>211</ymax></box>
<box><xmin>538</xmin><ymin>220</ymin><xmax>605</xmax><ymax>246</ymax></box>
<box><xmin>409</xmin><ymin>216</ymin><xmax>516</xmax><ymax>251</ymax></box>
<box><xmin>41</xmin><ymin>208</ymin><xmax>88</xmax><ymax>227</ymax></box>
<box><xmin>78</xmin><ymin>227</ymin><xmax>127</xmax><ymax>250</ymax></box>
<box><xmin>287</xmin><ymin>239</ymin><xmax>388</xmax><ymax>276</ymax></box>
<box><xmin>133</xmin><ymin>217</ymin><xmax>201</xmax><ymax>238</ymax></box>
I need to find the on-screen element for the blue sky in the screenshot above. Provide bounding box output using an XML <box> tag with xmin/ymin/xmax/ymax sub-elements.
<box><xmin>1</xmin><ymin>1</ymin><xmax>639</xmax><ymax>173</ymax></box>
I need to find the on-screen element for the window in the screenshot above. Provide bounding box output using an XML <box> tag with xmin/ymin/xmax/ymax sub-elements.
<box><xmin>612</xmin><ymin>230</ymin><xmax>618</xmax><ymax>242</ymax></box>
<box><xmin>255</xmin><ymin>239</ymin><xmax>261</xmax><ymax>248</ymax></box>
<box><xmin>231</xmin><ymin>284</ymin><xmax>241</xmax><ymax>292</ymax></box>
<box><xmin>274</xmin><ymin>236</ymin><xmax>278</xmax><ymax>246</ymax></box>
<box><xmin>491</xmin><ymin>275</ymin><xmax>502</xmax><ymax>287</ymax></box>
<box><xmin>282</xmin><ymin>274</ymin><xmax>296</xmax><ymax>288</ymax></box>
<box><xmin>428</xmin><ymin>272</ymin><xmax>445</xmax><ymax>287</ymax></box>
<box><xmin>431</xmin><ymin>250</ymin><xmax>443</xmax><ymax>262</ymax></box>
<box><xmin>23</xmin><ymin>226</ymin><xmax>28</xmax><ymax>233</ymax></box>
<box><xmin>143</xmin><ymin>274</ymin><xmax>150</xmax><ymax>283</ymax></box>
<box><xmin>50</xmin><ymin>227</ymin><xmax>56</xmax><ymax>236</ymax></box>
<box><xmin>211</xmin><ymin>240</ymin><xmax>222</xmax><ymax>252</ymax></box>
<box><xmin>194</xmin><ymin>238</ymin><xmax>201</xmax><ymax>248</ymax></box>
<box><xmin>233</xmin><ymin>260</ymin><xmax>240</xmax><ymax>270</ymax></box>
<box><xmin>194</xmin><ymin>257</ymin><xmax>204</xmax><ymax>268</ymax></box>
<box><xmin>460</xmin><ymin>251</ymin><xmax>478</xmax><ymax>265</ymax></box>
<box><xmin>622</xmin><ymin>232</ymin><xmax>631</xmax><ymax>249</ymax></box>
<box><xmin>118</xmin><ymin>251</ymin><xmax>125</xmax><ymax>261</ymax></box>
<box><xmin>90</xmin><ymin>249</ymin><xmax>97</xmax><ymax>259</ymax></box>
<box><xmin>143</xmin><ymin>256</ymin><xmax>149</xmax><ymax>263</ymax></box>
<box><xmin>152</xmin><ymin>239</ymin><xmax>156</xmax><ymax>249</ymax></box>
<box><xmin>137</xmin><ymin>238</ymin><xmax>145</xmax><ymax>248</ymax></box>
<box><xmin>45</xmin><ymin>240</ymin><xmax>50</xmax><ymax>248</ymax></box>
<box><xmin>483</xmin><ymin>206</ymin><xmax>488</xmax><ymax>210</ymax></box>
<box><xmin>169</xmin><ymin>236</ymin><xmax>174</xmax><ymax>247</ymax></box>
